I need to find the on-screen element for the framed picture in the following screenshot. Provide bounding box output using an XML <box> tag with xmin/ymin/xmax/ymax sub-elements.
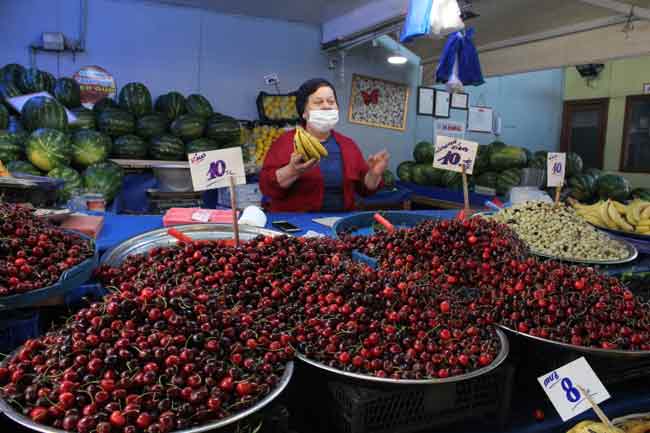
<box><xmin>451</xmin><ymin>92</ymin><xmax>469</xmax><ymax>110</ymax></box>
<box><xmin>643</xmin><ymin>83</ymin><xmax>650</xmax><ymax>94</ymax></box>
<box><xmin>433</xmin><ymin>89</ymin><xmax>450</xmax><ymax>118</ymax></box>
<box><xmin>467</xmin><ymin>106</ymin><xmax>494</xmax><ymax>133</ymax></box>
<box><xmin>348</xmin><ymin>74</ymin><xmax>409</xmax><ymax>131</ymax></box>
<box><xmin>417</xmin><ymin>86</ymin><xmax>435</xmax><ymax>116</ymax></box>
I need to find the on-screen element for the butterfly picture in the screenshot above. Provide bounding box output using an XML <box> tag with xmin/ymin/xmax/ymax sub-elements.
<box><xmin>361</xmin><ymin>88</ymin><xmax>380</xmax><ymax>105</ymax></box>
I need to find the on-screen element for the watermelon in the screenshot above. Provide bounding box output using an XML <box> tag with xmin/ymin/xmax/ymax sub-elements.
<box><xmin>413</xmin><ymin>141</ymin><xmax>434</xmax><ymax>163</ymax></box>
<box><xmin>382</xmin><ymin>169</ymin><xmax>396</xmax><ymax>188</ymax></box>
<box><xmin>119</xmin><ymin>82</ymin><xmax>152</xmax><ymax>117</ymax></box>
<box><xmin>93</xmin><ymin>97</ymin><xmax>119</xmax><ymax>114</ymax></box>
<box><xmin>112</xmin><ymin>135</ymin><xmax>148</xmax><ymax>159</ymax></box>
<box><xmin>83</xmin><ymin>161</ymin><xmax>124</xmax><ymax>202</ymax></box>
<box><xmin>170</xmin><ymin>114</ymin><xmax>205</xmax><ymax>142</ymax></box>
<box><xmin>529</xmin><ymin>155</ymin><xmax>546</xmax><ymax>170</ymax></box>
<box><xmin>136</xmin><ymin>114</ymin><xmax>168</xmax><ymax>138</ymax></box>
<box><xmin>54</xmin><ymin>78</ymin><xmax>81</xmax><ymax>108</ymax></box>
<box><xmin>474</xmin><ymin>145</ymin><xmax>490</xmax><ymax>174</ymax></box>
<box><xmin>21</xmin><ymin>96</ymin><xmax>68</xmax><ymax>131</ymax></box>
<box><xmin>72</xmin><ymin>130</ymin><xmax>110</xmax><ymax>167</ymax></box>
<box><xmin>0</xmin><ymin>131</ymin><xmax>23</xmax><ymax>162</ymax></box>
<box><xmin>97</xmin><ymin>110</ymin><xmax>136</xmax><ymax>136</ymax></box>
<box><xmin>583</xmin><ymin>168</ymin><xmax>602</xmax><ymax>180</ymax></box>
<box><xmin>150</xmin><ymin>135</ymin><xmax>185</xmax><ymax>161</ymax></box>
<box><xmin>534</xmin><ymin>150</ymin><xmax>548</xmax><ymax>159</ymax></box>
<box><xmin>47</xmin><ymin>166</ymin><xmax>83</xmax><ymax>201</ymax></box>
<box><xmin>186</xmin><ymin>138</ymin><xmax>219</xmax><ymax>154</ymax></box>
<box><xmin>70</xmin><ymin>107</ymin><xmax>96</xmax><ymax>130</ymax></box>
<box><xmin>0</xmin><ymin>104</ymin><xmax>7</xmax><ymax>129</ymax></box>
<box><xmin>631</xmin><ymin>188</ymin><xmax>650</xmax><ymax>201</ymax></box>
<box><xmin>156</xmin><ymin>92</ymin><xmax>186</xmax><ymax>121</ymax></box>
<box><xmin>496</xmin><ymin>168</ymin><xmax>522</xmax><ymax>195</ymax></box>
<box><xmin>476</xmin><ymin>172</ymin><xmax>498</xmax><ymax>189</ymax></box>
<box><xmin>205</xmin><ymin>115</ymin><xmax>240</xmax><ymax>147</ymax></box>
<box><xmin>397</xmin><ymin>161</ymin><xmax>416</xmax><ymax>183</ymax></box>
<box><xmin>6</xmin><ymin>160</ymin><xmax>41</xmax><ymax>176</ymax></box>
<box><xmin>523</xmin><ymin>148</ymin><xmax>533</xmax><ymax>166</ymax></box>
<box><xmin>1</xmin><ymin>64</ymin><xmax>25</xmax><ymax>86</ymax></box>
<box><xmin>42</xmin><ymin>71</ymin><xmax>56</xmax><ymax>94</ymax></box>
<box><xmin>0</xmin><ymin>81</ymin><xmax>21</xmax><ymax>103</ymax></box>
<box><xmin>18</xmin><ymin>68</ymin><xmax>48</xmax><ymax>94</ymax></box>
<box><xmin>411</xmin><ymin>164</ymin><xmax>429</xmax><ymax>185</ymax></box>
<box><xmin>25</xmin><ymin>128</ymin><xmax>72</xmax><ymax>171</ymax></box>
<box><xmin>568</xmin><ymin>174</ymin><xmax>596</xmax><ymax>202</ymax></box>
<box><xmin>566</xmin><ymin>152</ymin><xmax>584</xmax><ymax>177</ymax></box>
<box><xmin>186</xmin><ymin>94</ymin><xmax>213</xmax><ymax>118</ymax></box>
<box><xmin>488</xmin><ymin>140</ymin><xmax>507</xmax><ymax>157</ymax></box>
<box><xmin>596</xmin><ymin>174</ymin><xmax>631</xmax><ymax>201</ymax></box>
<box><xmin>489</xmin><ymin>146</ymin><xmax>528</xmax><ymax>170</ymax></box>
<box><xmin>441</xmin><ymin>170</ymin><xmax>462</xmax><ymax>189</ymax></box>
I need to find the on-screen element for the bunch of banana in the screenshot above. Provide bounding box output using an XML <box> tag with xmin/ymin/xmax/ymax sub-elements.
<box><xmin>567</xmin><ymin>421</ymin><xmax>625</xmax><ymax>433</ymax></box>
<box><xmin>293</xmin><ymin>127</ymin><xmax>328</xmax><ymax>161</ymax></box>
<box><xmin>571</xmin><ymin>198</ymin><xmax>650</xmax><ymax>235</ymax></box>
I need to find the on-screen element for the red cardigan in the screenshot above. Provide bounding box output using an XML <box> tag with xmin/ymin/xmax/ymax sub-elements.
<box><xmin>260</xmin><ymin>129</ymin><xmax>381</xmax><ymax>212</ymax></box>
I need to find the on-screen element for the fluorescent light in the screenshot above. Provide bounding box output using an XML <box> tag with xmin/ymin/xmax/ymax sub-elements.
<box><xmin>387</xmin><ymin>55</ymin><xmax>408</xmax><ymax>65</ymax></box>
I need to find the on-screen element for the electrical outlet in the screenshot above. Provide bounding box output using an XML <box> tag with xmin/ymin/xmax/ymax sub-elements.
<box><xmin>264</xmin><ymin>73</ymin><xmax>279</xmax><ymax>86</ymax></box>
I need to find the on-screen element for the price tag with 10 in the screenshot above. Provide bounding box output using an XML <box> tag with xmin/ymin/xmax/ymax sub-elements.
<box><xmin>547</xmin><ymin>152</ymin><xmax>566</xmax><ymax>188</ymax></box>
<box><xmin>188</xmin><ymin>147</ymin><xmax>246</xmax><ymax>192</ymax></box>
<box><xmin>433</xmin><ymin>135</ymin><xmax>479</xmax><ymax>175</ymax></box>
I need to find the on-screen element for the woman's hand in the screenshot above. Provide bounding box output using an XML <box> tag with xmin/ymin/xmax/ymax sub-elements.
<box><xmin>276</xmin><ymin>153</ymin><xmax>318</xmax><ymax>189</ymax></box>
<box><xmin>365</xmin><ymin>150</ymin><xmax>390</xmax><ymax>190</ymax></box>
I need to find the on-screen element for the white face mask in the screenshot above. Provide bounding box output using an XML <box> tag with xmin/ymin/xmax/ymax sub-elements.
<box><xmin>307</xmin><ymin>110</ymin><xmax>339</xmax><ymax>132</ymax></box>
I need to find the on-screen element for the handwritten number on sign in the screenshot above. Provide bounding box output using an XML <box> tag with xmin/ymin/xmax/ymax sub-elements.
<box><xmin>437</xmin><ymin>151</ymin><xmax>461</xmax><ymax>166</ymax></box>
<box><xmin>207</xmin><ymin>160</ymin><xmax>226</xmax><ymax>180</ymax></box>
<box><xmin>553</xmin><ymin>162</ymin><xmax>563</xmax><ymax>175</ymax></box>
<box><xmin>561</xmin><ymin>378</ymin><xmax>581</xmax><ymax>403</ymax></box>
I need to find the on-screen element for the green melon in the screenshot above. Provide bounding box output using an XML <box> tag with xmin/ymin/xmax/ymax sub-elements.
<box><xmin>18</xmin><ymin>68</ymin><xmax>48</xmax><ymax>94</ymax></box>
<box><xmin>97</xmin><ymin>110</ymin><xmax>136</xmax><ymax>136</ymax></box>
<box><xmin>112</xmin><ymin>135</ymin><xmax>148</xmax><ymax>159</ymax></box>
<box><xmin>70</xmin><ymin>107</ymin><xmax>96</xmax><ymax>130</ymax></box>
<box><xmin>25</xmin><ymin>128</ymin><xmax>72</xmax><ymax>171</ymax></box>
<box><xmin>474</xmin><ymin>145</ymin><xmax>490</xmax><ymax>174</ymax></box>
<box><xmin>83</xmin><ymin>161</ymin><xmax>124</xmax><ymax>202</ymax></box>
<box><xmin>21</xmin><ymin>96</ymin><xmax>68</xmax><ymax>131</ymax></box>
<box><xmin>150</xmin><ymin>135</ymin><xmax>185</xmax><ymax>161</ymax></box>
<box><xmin>156</xmin><ymin>92</ymin><xmax>186</xmax><ymax>121</ymax></box>
<box><xmin>0</xmin><ymin>81</ymin><xmax>21</xmax><ymax>103</ymax></box>
<box><xmin>170</xmin><ymin>114</ymin><xmax>205</xmax><ymax>141</ymax></box>
<box><xmin>489</xmin><ymin>146</ymin><xmax>528</xmax><ymax>170</ymax></box>
<box><xmin>186</xmin><ymin>138</ymin><xmax>219</xmax><ymax>154</ymax></box>
<box><xmin>529</xmin><ymin>155</ymin><xmax>546</xmax><ymax>170</ymax></box>
<box><xmin>119</xmin><ymin>82</ymin><xmax>152</xmax><ymax>117</ymax></box>
<box><xmin>631</xmin><ymin>188</ymin><xmax>650</xmax><ymax>201</ymax></box>
<box><xmin>72</xmin><ymin>130</ymin><xmax>111</xmax><ymax>167</ymax></box>
<box><xmin>523</xmin><ymin>148</ymin><xmax>533</xmax><ymax>166</ymax></box>
<box><xmin>0</xmin><ymin>130</ymin><xmax>23</xmax><ymax>162</ymax></box>
<box><xmin>1</xmin><ymin>64</ymin><xmax>25</xmax><ymax>86</ymax></box>
<box><xmin>411</xmin><ymin>164</ymin><xmax>429</xmax><ymax>185</ymax></box>
<box><xmin>568</xmin><ymin>174</ymin><xmax>596</xmax><ymax>202</ymax></box>
<box><xmin>488</xmin><ymin>140</ymin><xmax>507</xmax><ymax>157</ymax></box>
<box><xmin>397</xmin><ymin>161</ymin><xmax>416</xmax><ymax>183</ymax></box>
<box><xmin>441</xmin><ymin>170</ymin><xmax>462</xmax><ymax>189</ymax></box>
<box><xmin>186</xmin><ymin>94</ymin><xmax>213</xmax><ymax>118</ymax></box>
<box><xmin>596</xmin><ymin>174</ymin><xmax>631</xmax><ymax>202</ymax></box>
<box><xmin>47</xmin><ymin>166</ymin><xmax>83</xmax><ymax>201</ymax></box>
<box><xmin>0</xmin><ymin>104</ymin><xmax>8</xmax><ymax>129</ymax></box>
<box><xmin>382</xmin><ymin>169</ymin><xmax>396</xmax><ymax>188</ymax></box>
<box><xmin>6</xmin><ymin>160</ymin><xmax>41</xmax><ymax>176</ymax></box>
<box><xmin>566</xmin><ymin>152</ymin><xmax>584</xmax><ymax>177</ymax></box>
<box><xmin>476</xmin><ymin>171</ymin><xmax>498</xmax><ymax>189</ymax></box>
<box><xmin>93</xmin><ymin>97</ymin><xmax>119</xmax><ymax>114</ymax></box>
<box><xmin>42</xmin><ymin>71</ymin><xmax>56</xmax><ymax>94</ymax></box>
<box><xmin>413</xmin><ymin>141</ymin><xmax>434</xmax><ymax>163</ymax></box>
<box><xmin>136</xmin><ymin>113</ymin><xmax>168</xmax><ymax>138</ymax></box>
<box><xmin>54</xmin><ymin>78</ymin><xmax>81</xmax><ymax>108</ymax></box>
<box><xmin>496</xmin><ymin>168</ymin><xmax>522</xmax><ymax>195</ymax></box>
<box><xmin>205</xmin><ymin>115</ymin><xmax>240</xmax><ymax>148</ymax></box>
<box><xmin>583</xmin><ymin>168</ymin><xmax>602</xmax><ymax>180</ymax></box>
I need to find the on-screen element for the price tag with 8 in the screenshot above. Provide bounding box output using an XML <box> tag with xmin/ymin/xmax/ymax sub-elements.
<box><xmin>188</xmin><ymin>147</ymin><xmax>246</xmax><ymax>191</ymax></box>
<box><xmin>547</xmin><ymin>152</ymin><xmax>566</xmax><ymax>187</ymax></box>
<box><xmin>537</xmin><ymin>357</ymin><xmax>610</xmax><ymax>421</ymax></box>
<box><xmin>433</xmin><ymin>135</ymin><xmax>479</xmax><ymax>175</ymax></box>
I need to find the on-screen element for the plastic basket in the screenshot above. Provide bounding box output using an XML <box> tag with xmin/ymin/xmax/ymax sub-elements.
<box><xmin>0</xmin><ymin>174</ymin><xmax>63</xmax><ymax>207</ymax></box>
<box><xmin>256</xmin><ymin>91</ymin><xmax>300</xmax><ymax>124</ymax></box>
<box><xmin>0</xmin><ymin>231</ymin><xmax>98</xmax><ymax>311</ymax></box>
<box><xmin>0</xmin><ymin>310</ymin><xmax>40</xmax><ymax>354</ymax></box>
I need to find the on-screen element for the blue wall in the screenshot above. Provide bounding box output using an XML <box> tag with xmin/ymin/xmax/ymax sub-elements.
<box><xmin>416</xmin><ymin>69</ymin><xmax>565</xmax><ymax>152</ymax></box>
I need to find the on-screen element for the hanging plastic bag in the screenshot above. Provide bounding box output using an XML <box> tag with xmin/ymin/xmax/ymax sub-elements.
<box><xmin>400</xmin><ymin>0</ymin><xmax>434</xmax><ymax>43</ymax></box>
<box><xmin>446</xmin><ymin>52</ymin><xmax>464</xmax><ymax>93</ymax></box>
<box><xmin>430</xmin><ymin>0</ymin><xmax>464</xmax><ymax>36</ymax></box>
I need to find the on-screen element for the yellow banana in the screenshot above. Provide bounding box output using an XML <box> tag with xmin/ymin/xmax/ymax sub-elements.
<box><xmin>638</xmin><ymin>218</ymin><xmax>650</xmax><ymax>226</ymax></box>
<box><xmin>302</xmin><ymin>129</ymin><xmax>328</xmax><ymax>158</ymax></box>
<box><xmin>298</xmin><ymin>130</ymin><xmax>321</xmax><ymax>160</ymax></box>
<box><xmin>583</xmin><ymin>213</ymin><xmax>606</xmax><ymax>227</ymax></box>
<box><xmin>567</xmin><ymin>420</ymin><xmax>596</xmax><ymax>433</ymax></box>
<box><xmin>629</xmin><ymin>200</ymin><xmax>643</xmax><ymax>225</ymax></box>
<box><xmin>599</xmin><ymin>201</ymin><xmax>618</xmax><ymax>230</ymax></box>
<box><xmin>642</xmin><ymin>205</ymin><xmax>650</xmax><ymax>220</ymax></box>
<box><xmin>611</xmin><ymin>200</ymin><xmax>627</xmax><ymax>214</ymax></box>
<box><xmin>293</xmin><ymin>134</ymin><xmax>309</xmax><ymax>161</ymax></box>
<box><xmin>637</xmin><ymin>225</ymin><xmax>650</xmax><ymax>233</ymax></box>
<box><xmin>608</xmin><ymin>200</ymin><xmax>634</xmax><ymax>231</ymax></box>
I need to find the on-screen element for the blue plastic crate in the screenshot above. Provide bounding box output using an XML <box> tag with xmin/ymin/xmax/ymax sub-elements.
<box><xmin>0</xmin><ymin>310</ymin><xmax>40</xmax><ymax>354</ymax></box>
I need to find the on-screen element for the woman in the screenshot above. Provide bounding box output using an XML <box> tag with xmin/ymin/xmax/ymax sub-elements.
<box><xmin>260</xmin><ymin>78</ymin><xmax>390</xmax><ymax>212</ymax></box>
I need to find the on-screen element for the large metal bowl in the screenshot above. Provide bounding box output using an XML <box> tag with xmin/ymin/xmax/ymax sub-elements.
<box><xmin>101</xmin><ymin>224</ymin><xmax>283</xmax><ymax>266</ymax></box>
<box><xmin>529</xmin><ymin>240</ymin><xmax>639</xmax><ymax>266</ymax></box>
<box><xmin>0</xmin><ymin>360</ymin><xmax>293</xmax><ymax>433</ymax></box>
<box><xmin>297</xmin><ymin>328</ymin><xmax>509</xmax><ymax>385</ymax></box>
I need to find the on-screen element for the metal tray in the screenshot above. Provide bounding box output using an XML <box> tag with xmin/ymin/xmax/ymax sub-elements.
<box><xmin>0</xmin><ymin>230</ymin><xmax>97</xmax><ymax>311</ymax></box>
<box><xmin>529</xmin><ymin>239</ymin><xmax>638</xmax><ymax>265</ymax></box>
<box><xmin>0</xmin><ymin>360</ymin><xmax>293</xmax><ymax>433</ymax></box>
<box><xmin>591</xmin><ymin>223</ymin><xmax>650</xmax><ymax>241</ymax></box>
<box><xmin>296</xmin><ymin>328</ymin><xmax>509</xmax><ymax>385</ymax></box>
<box><xmin>499</xmin><ymin>325</ymin><xmax>650</xmax><ymax>359</ymax></box>
<box><xmin>101</xmin><ymin>224</ymin><xmax>283</xmax><ymax>266</ymax></box>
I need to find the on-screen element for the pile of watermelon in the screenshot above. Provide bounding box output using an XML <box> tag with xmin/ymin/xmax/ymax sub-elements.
<box><xmin>0</xmin><ymin>62</ymin><xmax>244</xmax><ymax>203</ymax></box>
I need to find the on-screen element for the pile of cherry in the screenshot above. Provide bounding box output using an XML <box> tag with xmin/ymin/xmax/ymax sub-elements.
<box><xmin>0</xmin><ymin>203</ymin><xmax>94</xmax><ymax>297</ymax></box>
<box><xmin>1</xmin><ymin>215</ymin><xmax>649</xmax><ymax>433</ymax></box>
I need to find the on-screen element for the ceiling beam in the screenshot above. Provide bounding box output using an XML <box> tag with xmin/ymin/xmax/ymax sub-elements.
<box><xmin>576</xmin><ymin>0</ymin><xmax>650</xmax><ymax>19</ymax></box>
<box><xmin>321</xmin><ymin>0</ymin><xmax>406</xmax><ymax>44</ymax></box>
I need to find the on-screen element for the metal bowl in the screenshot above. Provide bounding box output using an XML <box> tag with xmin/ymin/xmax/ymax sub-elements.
<box><xmin>101</xmin><ymin>224</ymin><xmax>283</xmax><ymax>266</ymax></box>
<box><xmin>297</xmin><ymin>328</ymin><xmax>509</xmax><ymax>385</ymax></box>
<box><xmin>529</xmin><ymin>239</ymin><xmax>638</xmax><ymax>266</ymax></box>
<box><xmin>0</xmin><ymin>361</ymin><xmax>293</xmax><ymax>433</ymax></box>
<box><xmin>499</xmin><ymin>325</ymin><xmax>650</xmax><ymax>359</ymax></box>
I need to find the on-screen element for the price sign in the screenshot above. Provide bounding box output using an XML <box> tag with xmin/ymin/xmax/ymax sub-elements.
<box><xmin>188</xmin><ymin>147</ymin><xmax>246</xmax><ymax>191</ymax></box>
<box><xmin>537</xmin><ymin>357</ymin><xmax>610</xmax><ymax>421</ymax></box>
<box><xmin>433</xmin><ymin>135</ymin><xmax>479</xmax><ymax>175</ymax></box>
<box><xmin>547</xmin><ymin>152</ymin><xmax>566</xmax><ymax>187</ymax></box>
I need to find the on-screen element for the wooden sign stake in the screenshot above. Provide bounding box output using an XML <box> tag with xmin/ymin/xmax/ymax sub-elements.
<box><xmin>576</xmin><ymin>385</ymin><xmax>614</xmax><ymax>428</ymax></box>
<box><xmin>229</xmin><ymin>175</ymin><xmax>240</xmax><ymax>246</ymax></box>
<box><xmin>554</xmin><ymin>183</ymin><xmax>562</xmax><ymax>206</ymax></box>
<box><xmin>461</xmin><ymin>165</ymin><xmax>470</xmax><ymax>212</ymax></box>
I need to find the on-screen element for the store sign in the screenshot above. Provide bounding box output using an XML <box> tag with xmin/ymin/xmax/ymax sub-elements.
<box><xmin>435</xmin><ymin>119</ymin><xmax>466</xmax><ymax>136</ymax></box>
<box><xmin>433</xmin><ymin>135</ymin><xmax>478</xmax><ymax>175</ymax></box>
<box><xmin>538</xmin><ymin>357</ymin><xmax>610</xmax><ymax>421</ymax></box>
<box><xmin>73</xmin><ymin>66</ymin><xmax>117</xmax><ymax>109</ymax></box>
<box><xmin>188</xmin><ymin>147</ymin><xmax>246</xmax><ymax>191</ymax></box>
<box><xmin>547</xmin><ymin>152</ymin><xmax>566</xmax><ymax>187</ymax></box>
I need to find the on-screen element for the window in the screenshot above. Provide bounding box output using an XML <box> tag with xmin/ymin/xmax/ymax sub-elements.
<box><xmin>621</xmin><ymin>95</ymin><xmax>650</xmax><ymax>173</ymax></box>
<box><xmin>561</xmin><ymin>99</ymin><xmax>609</xmax><ymax>170</ymax></box>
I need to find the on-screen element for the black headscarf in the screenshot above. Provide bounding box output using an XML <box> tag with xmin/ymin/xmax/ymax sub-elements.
<box><xmin>296</xmin><ymin>78</ymin><xmax>338</xmax><ymax>124</ymax></box>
